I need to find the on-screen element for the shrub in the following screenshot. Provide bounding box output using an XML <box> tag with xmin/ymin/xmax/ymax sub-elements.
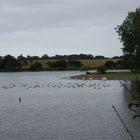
<box><xmin>29</xmin><ymin>62</ymin><xmax>42</xmax><ymax>71</ymax></box>
<box><xmin>104</xmin><ymin>60</ymin><xmax>115</xmax><ymax>68</ymax></box>
<box><xmin>97</xmin><ymin>66</ymin><xmax>107</xmax><ymax>74</ymax></box>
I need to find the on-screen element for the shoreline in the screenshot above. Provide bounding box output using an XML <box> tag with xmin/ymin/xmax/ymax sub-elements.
<box><xmin>71</xmin><ymin>72</ymin><xmax>140</xmax><ymax>81</ymax></box>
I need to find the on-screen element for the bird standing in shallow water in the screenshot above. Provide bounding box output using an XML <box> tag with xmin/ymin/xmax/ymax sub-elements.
<box><xmin>19</xmin><ymin>97</ymin><xmax>21</xmax><ymax>103</ymax></box>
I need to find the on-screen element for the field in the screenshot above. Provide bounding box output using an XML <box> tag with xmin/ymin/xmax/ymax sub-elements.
<box><xmin>79</xmin><ymin>59</ymin><xmax>120</xmax><ymax>68</ymax></box>
<box><xmin>32</xmin><ymin>59</ymin><xmax>121</xmax><ymax>69</ymax></box>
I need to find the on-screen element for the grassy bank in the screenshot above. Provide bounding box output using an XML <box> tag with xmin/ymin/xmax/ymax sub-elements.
<box><xmin>71</xmin><ymin>72</ymin><xmax>140</xmax><ymax>81</ymax></box>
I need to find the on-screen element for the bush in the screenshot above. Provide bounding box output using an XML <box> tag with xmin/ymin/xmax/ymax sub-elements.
<box><xmin>47</xmin><ymin>60</ymin><xmax>66</xmax><ymax>70</ymax></box>
<box><xmin>67</xmin><ymin>60</ymin><xmax>83</xmax><ymax>69</ymax></box>
<box><xmin>97</xmin><ymin>66</ymin><xmax>107</xmax><ymax>74</ymax></box>
<box><xmin>104</xmin><ymin>60</ymin><xmax>115</xmax><ymax>68</ymax></box>
<box><xmin>29</xmin><ymin>62</ymin><xmax>42</xmax><ymax>71</ymax></box>
<box><xmin>47</xmin><ymin>60</ymin><xmax>82</xmax><ymax>70</ymax></box>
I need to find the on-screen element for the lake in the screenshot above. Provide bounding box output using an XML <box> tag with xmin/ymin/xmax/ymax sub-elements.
<box><xmin>0</xmin><ymin>71</ymin><xmax>140</xmax><ymax>140</ymax></box>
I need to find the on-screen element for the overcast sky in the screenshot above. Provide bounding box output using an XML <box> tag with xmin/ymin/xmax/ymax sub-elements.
<box><xmin>0</xmin><ymin>0</ymin><xmax>139</xmax><ymax>57</ymax></box>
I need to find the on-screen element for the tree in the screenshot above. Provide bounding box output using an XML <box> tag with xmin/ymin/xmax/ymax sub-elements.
<box><xmin>2</xmin><ymin>55</ymin><xmax>21</xmax><ymax>69</ymax></box>
<box><xmin>95</xmin><ymin>55</ymin><xmax>105</xmax><ymax>59</ymax></box>
<box><xmin>17</xmin><ymin>54</ymin><xmax>28</xmax><ymax>66</ymax></box>
<box><xmin>47</xmin><ymin>60</ymin><xmax>66</xmax><ymax>70</ymax></box>
<box><xmin>29</xmin><ymin>62</ymin><xmax>42</xmax><ymax>71</ymax></box>
<box><xmin>115</xmin><ymin>7</ymin><xmax>140</xmax><ymax>80</ymax></box>
<box><xmin>47</xmin><ymin>60</ymin><xmax>82</xmax><ymax>70</ymax></box>
<box><xmin>67</xmin><ymin>60</ymin><xmax>83</xmax><ymax>69</ymax></box>
<box><xmin>0</xmin><ymin>56</ymin><xmax>4</xmax><ymax>69</ymax></box>
<box><xmin>41</xmin><ymin>54</ymin><xmax>49</xmax><ymax>59</ymax></box>
<box><xmin>97</xmin><ymin>66</ymin><xmax>107</xmax><ymax>74</ymax></box>
<box><xmin>27</xmin><ymin>55</ymin><xmax>40</xmax><ymax>64</ymax></box>
<box><xmin>104</xmin><ymin>60</ymin><xmax>115</xmax><ymax>68</ymax></box>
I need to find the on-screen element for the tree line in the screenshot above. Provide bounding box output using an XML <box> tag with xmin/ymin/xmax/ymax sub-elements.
<box><xmin>0</xmin><ymin>54</ymin><xmax>124</xmax><ymax>71</ymax></box>
<box><xmin>40</xmin><ymin>54</ymin><xmax>122</xmax><ymax>60</ymax></box>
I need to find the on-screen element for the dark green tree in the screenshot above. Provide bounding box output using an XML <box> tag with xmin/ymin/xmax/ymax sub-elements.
<box><xmin>47</xmin><ymin>60</ymin><xmax>82</xmax><ymax>70</ymax></box>
<box><xmin>41</xmin><ymin>54</ymin><xmax>49</xmax><ymax>59</ymax></box>
<box><xmin>67</xmin><ymin>60</ymin><xmax>83</xmax><ymax>69</ymax></box>
<box><xmin>29</xmin><ymin>62</ymin><xmax>42</xmax><ymax>71</ymax></box>
<box><xmin>2</xmin><ymin>55</ymin><xmax>21</xmax><ymax>69</ymax></box>
<box><xmin>17</xmin><ymin>54</ymin><xmax>28</xmax><ymax>66</ymax></box>
<box><xmin>47</xmin><ymin>60</ymin><xmax>66</xmax><ymax>70</ymax></box>
<box><xmin>27</xmin><ymin>55</ymin><xmax>39</xmax><ymax>64</ymax></box>
<box><xmin>95</xmin><ymin>55</ymin><xmax>105</xmax><ymax>59</ymax></box>
<box><xmin>104</xmin><ymin>60</ymin><xmax>115</xmax><ymax>68</ymax></box>
<box><xmin>115</xmin><ymin>7</ymin><xmax>140</xmax><ymax>80</ymax></box>
<box><xmin>97</xmin><ymin>66</ymin><xmax>107</xmax><ymax>74</ymax></box>
<box><xmin>0</xmin><ymin>56</ymin><xmax>4</xmax><ymax>69</ymax></box>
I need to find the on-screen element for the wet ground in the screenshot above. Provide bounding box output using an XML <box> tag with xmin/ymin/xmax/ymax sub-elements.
<box><xmin>0</xmin><ymin>71</ymin><xmax>140</xmax><ymax>140</ymax></box>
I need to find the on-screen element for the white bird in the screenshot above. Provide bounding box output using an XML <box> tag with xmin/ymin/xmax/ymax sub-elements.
<box><xmin>102</xmin><ymin>77</ymin><xmax>107</xmax><ymax>81</ymax></box>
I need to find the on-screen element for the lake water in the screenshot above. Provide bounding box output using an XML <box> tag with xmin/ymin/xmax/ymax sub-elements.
<box><xmin>0</xmin><ymin>71</ymin><xmax>140</xmax><ymax>140</ymax></box>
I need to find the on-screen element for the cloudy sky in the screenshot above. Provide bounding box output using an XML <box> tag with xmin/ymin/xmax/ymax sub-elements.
<box><xmin>0</xmin><ymin>0</ymin><xmax>139</xmax><ymax>57</ymax></box>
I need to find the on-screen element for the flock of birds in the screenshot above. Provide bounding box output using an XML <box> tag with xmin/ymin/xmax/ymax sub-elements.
<box><xmin>0</xmin><ymin>80</ymin><xmax>115</xmax><ymax>90</ymax></box>
<box><xmin>1</xmin><ymin>76</ymin><xmax>139</xmax><ymax>119</ymax></box>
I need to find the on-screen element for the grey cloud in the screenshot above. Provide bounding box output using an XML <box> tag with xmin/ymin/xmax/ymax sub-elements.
<box><xmin>0</xmin><ymin>0</ymin><xmax>139</xmax><ymax>33</ymax></box>
<box><xmin>0</xmin><ymin>0</ymin><xmax>61</xmax><ymax>6</ymax></box>
<box><xmin>0</xmin><ymin>26</ymin><xmax>123</xmax><ymax>57</ymax></box>
<box><xmin>0</xmin><ymin>0</ymin><xmax>139</xmax><ymax>57</ymax></box>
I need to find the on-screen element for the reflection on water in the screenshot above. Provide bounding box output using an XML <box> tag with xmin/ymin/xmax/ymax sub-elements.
<box><xmin>122</xmin><ymin>80</ymin><xmax>140</xmax><ymax>99</ymax></box>
<box><xmin>131</xmin><ymin>81</ymin><xmax>140</xmax><ymax>98</ymax></box>
<box><xmin>0</xmin><ymin>71</ymin><xmax>140</xmax><ymax>140</ymax></box>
